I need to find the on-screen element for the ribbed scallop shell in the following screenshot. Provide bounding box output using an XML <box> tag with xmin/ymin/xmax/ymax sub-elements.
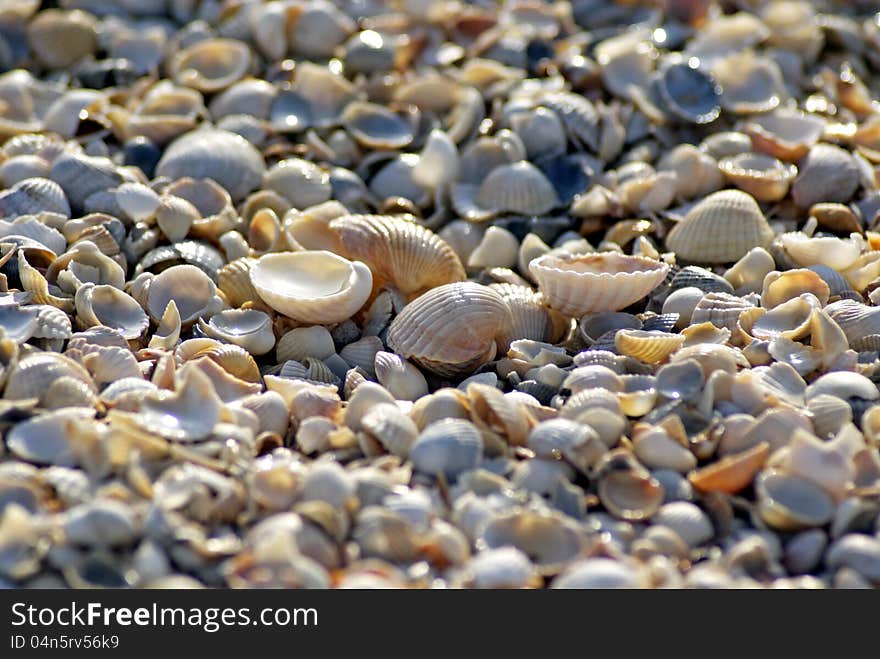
<box><xmin>666</xmin><ymin>189</ymin><xmax>774</xmax><ymax>263</ymax></box>
<box><xmin>155</xmin><ymin>128</ymin><xmax>265</xmax><ymax>202</ymax></box>
<box><xmin>530</xmin><ymin>252</ymin><xmax>669</xmax><ymax>317</ymax></box>
<box><xmin>387</xmin><ymin>282</ymin><xmax>513</xmax><ymax>378</ymax></box>
<box><xmin>614</xmin><ymin>329</ymin><xmax>685</xmax><ymax>365</ymax></box>
<box><xmin>0</xmin><ymin>177</ymin><xmax>70</xmax><ymax>218</ymax></box>
<box><xmin>474</xmin><ymin>161</ymin><xmax>559</xmax><ymax>216</ymax></box>
<box><xmin>791</xmin><ymin>144</ymin><xmax>860</xmax><ymax>208</ymax></box>
<box><xmin>329</xmin><ymin>214</ymin><xmax>466</xmax><ymax>300</ymax></box>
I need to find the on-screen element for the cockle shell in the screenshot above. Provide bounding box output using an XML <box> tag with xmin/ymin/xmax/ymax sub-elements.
<box><xmin>530</xmin><ymin>252</ymin><xmax>669</xmax><ymax>317</ymax></box>
<box><xmin>155</xmin><ymin>128</ymin><xmax>265</xmax><ymax>203</ymax></box>
<box><xmin>791</xmin><ymin>144</ymin><xmax>860</xmax><ymax>208</ymax></box>
<box><xmin>145</xmin><ymin>264</ymin><xmax>218</xmax><ymax>325</ymax></box>
<box><xmin>387</xmin><ymin>282</ymin><xmax>513</xmax><ymax>378</ymax></box>
<box><xmin>249</xmin><ymin>251</ymin><xmax>372</xmax><ymax>324</ymax></box>
<box><xmin>689</xmin><ymin>442</ymin><xmax>769</xmax><ymax>494</ymax></box>
<box><xmin>742</xmin><ymin>109</ymin><xmax>826</xmax><ymax>162</ymax></box>
<box><xmin>329</xmin><ymin>214</ymin><xmax>466</xmax><ymax>300</ymax></box>
<box><xmin>756</xmin><ymin>469</ymin><xmax>836</xmax><ymax>531</ymax></box>
<box><xmin>666</xmin><ymin>189</ymin><xmax>774</xmax><ymax>264</ymax></box>
<box><xmin>197</xmin><ymin>309</ymin><xmax>275</xmax><ymax>356</ymax></box>
<box><xmin>774</xmin><ymin>232</ymin><xmax>862</xmax><ymax>272</ymax></box>
<box><xmin>718</xmin><ymin>153</ymin><xmax>797</xmax><ymax>202</ymax></box>
<box><xmin>614</xmin><ymin>329</ymin><xmax>685</xmax><ymax>365</ymax></box>
<box><xmin>453</xmin><ymin>161</ymin><xmax>559</xmax><ymax>220</ymax></box>
<box><xmin>0</xmin><ymin>177</ymin><xmax>70</xmax><ymax>218</ymax></box>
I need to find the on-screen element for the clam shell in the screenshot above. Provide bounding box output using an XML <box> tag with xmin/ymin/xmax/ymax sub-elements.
<box><xmin>791</xmin><ymin>144</ymin><xmax>860</xmax><ymax>208</ymax></box>
<box><xmin>656</xmin><ymin>60</ymin><xmax>721</xmax><ymax>125</ymax></box>
<box><xmin>666</xmin><ymin>189</ymin><xmax>774</xmax><ymax>264</ymax></box>
<box><xmin>530</xmin><ymin>252</ymin><xmax>669</xmax><ymax>317</ymax></box>
<box><xmin>597</xmin><ymin>456</ymin><xmax>664</xmax><ymax>522</ymax></box>
<box><xmin>489</xmin><ymin>283</ymin><xmax>566</xmax><ymax>348</ymax></box>
<box><xmin>712</xmin><ymin>50</ymin><xmax>784</xmax><ymax>115</ymax></box>
<box><xmin>342</xmin><ymin>101</ymin><xmax>414</xmax><ymax>150</ymax></box>
<box><xmin>5</xmin><ymin>353</ymin><xmax>94</xmax><ymax>401</ymax></box>
<box><xmin>454</xmin><ymin>161</ymin><xmax>559</xmax><ymax>219</ymax></box>
<box><xmin>249</xmin><ymin>251</ymin><xmax>372</xmax><ymax>324</ymax></box>
<box><xmin>386</xmin><ymin>282</ymin><xmax>512</xmax><ymax>378</ymax></box>
<box><xmin>329</xmin><ymin>214</ymin><xmax>466</xmax><ymax>300</ymax></box>
<box><xmin>170</xmin><ymin>38</ymin><xmax>251</xmax><ymax>93</ymax></box>
<box><xmin>156</xmin><ymin>128</ymin><xmax>265</xmax><ymax>203</ymax></box>
<box><xmin>198</xmin><ymin>309</ymin><xmax>275</xmax><ymax>356</ymax></box>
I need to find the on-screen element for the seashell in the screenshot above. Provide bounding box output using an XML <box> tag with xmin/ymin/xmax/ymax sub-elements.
<box><xmin>742</xmin><ymin>109</ymin><xmax>826</xmax><ymax>162</ymax></box>
<box><xmin>823</xmin><ymin>300</ymin><xmax>880</xmax><ymax>349</ymax></box>
<box><xmin>807</xmin><ymin>394</ymin><xmax>853</xmax><ymax>439</ymax></box>
<box><xmin>825</xmin><ymin>534</ymin><xmax>880</xmax><ymax>583</ymax></box>
<box><xmin>689</xmin><ymin>292</ymin><xmax>755</xmax><ymax>333</ymax></box>
<box><xmin>217</xmin><ymin>257</ymin><xmax>260</xmax><ymax>309</ymax></box>
<box><xmin>0</xmin><ymin>178</ymin><xmax>69</xmax><ymax>218</ymax></box>
<box><xmin>27</xmin><ymin>9</ymin><xmax>97</xmax><ymax>70</ymax></box>
<box><xmin>156</xmin><ymin>128</ymin><xmax>265</xmax><ymax>203</ymax></box>
<box><xmin>746</xmin><ymin>294</ymin><xmax>818</xmax><ymax>341</ymax></box>
<box><xmin>538</xmin><ymin>92</ymin><xmax>598</xmax><ymax>152</ymax></box>
<box><xmin>596</xmin><ymin>451</ymin><xmax>664</xmax><ymax>521</ymax></box>
<box><xmin>633</xmin><ymin>426</ymin><xmax>695</xmax><ymax>473</ymax></box>
<box><xmin>500</xmin><ymin>286</ymin><xmax>568</xmax><ymax>350</ymax></box>
<box><xmin>712</xmin><ymin>50</ymin><xmax>784</xmax><ymax>115</ymax></box>
<box><xmin>467</xmin><ymin>226</ymin><xmax>519</xmax><ymax>270</ymax></box>
<box><xmin>478</xmin><ymin>509</ymin><xmax>586</xmax><ymax>572</ymax></box>
<box><xmin>810</xmin><ymin>203</ymin><xmax>862</xmax><ymax>236</ymax></box>
<box><xmin>46</xmin><ymin>241</ymin><xmax>125</xmax><ymax>292</ymax></box>
<box><xmin>5</xmin><ymin>353</ymin><xmax>93</xmax><ymax>402</ymax></box>
<box><xmin>551</xmin><ymin>558</ymin><xmax>644</xmax><ymax>589</ymax></box>
<box><xmin>44</xmin><ymin>375</ymin><xmax>99</xmax><ymax>410</ymax></box>
<box><xmin>689</xmin><ymin>442</ymin><xmax>769</xmax><ymax>494</ymax></box>
<box><xmin>170</xmin><ymin>38</ymin><xmax>251</xmax><ymax>93</ymax></box>
<box><xmin>374</xmin><ymin>352</ymin><xmax>429</xmax><ymax>402</ymax></box>
<box><xmin>666</xmin><ymin>190</ymin><xmax>774</xmax><ymax>264</ymax></box>
<box><xmin>0</xmin><ymin>155</ymin><xmax>51</xmax><ymax>187</ymax></box>
<box><xmin>126</xmin><ymin>82</ymin><xmax>204</xmax><ymax>146</ymax></box>
<box><xmin>531</xmin><ymin>252</ymin><xmax>668</xmax><ymax>317</ymax></box>
<box><xmin>791</xmin><ymin>144</ymin><xmax>860</xmax><ymax>208</ymax></box>
<box><xmin>341</xmin><ymin>102</ymin><xmax>414</xmax><ymax>151</ymax></box>
<box><xmin>292</xmin><ymin>62</ymin><xmax>357</xmax><ymax>129</ymax></box>
<box><xmin>148</xmin><ymin>300</ymin><xmax>181</xmax><ymax>350</ymax></box>
<box><xmin>49</xmin><ymin>152</ymin><xmax>122</xmax><ymax>213</ymax></box>
<box><xmin>74</xmin><ymin>283</ymin><xmax>148</xmax><ymax>340</ymax></box>
<box><xmin>614</xmin><ymin>330</ymin><xmax>684</xmax><ymax>365</ymax></box>
<box><xmin>756</xmin><ymin>469</ymin><xmax>836</xmax><ymax>531</ymax></box>
<box><xmin>146</xmin><ymin>264</ymin><xmax>218</xmax><ymax>326</ymax></box>
<box><xmin>329</xmin><ymin>214</ymin><xmax>466</xmax><ymax>300</ymax></box>
<box><xmin>656</xmin><ymin>144</ymin><xmax>724</xmax><ymax>202</ymax></box>
<box><xmin>197</xmin><ymin>309</ymin><xmax>275</xmax><ymax>356</ymax></box>
<box><xmin>699</xmin><ymin>131</ymin><xmax>753</xmax><ymax>160</ymax></box>
<box><xmin>651</xmin><ymin>501</ymin><xmax>714</xmax><ymax>547</ymax></box>
<box><xmin>656</xmin><ymin>60</ymin><xmax>721</xmax><ymax>125</ymax></box>
<box><xmin>410</xmin><ymin>419</ymin><xmax>483</xmax><ymax>480</ymax></box>
<box><xmin>360</xmin><ymin>403</ymin><xmax>419</xmax><ymax>459</ymax></box>
<box><xmin>412</xmin><ymin>129</ymin><xmax>460</xmax><ymax>191</ymax></box>
<box><xmin>718</xmin><ymin>153</ymin><xmax>797</xmax><ymax>203</ymax></box>
<box><xmin>6</xmin><ymin>408</ymin><xmax>96</xmax><ymax>465</ymax></box>
<box><xmin>761</xmin><ymin>269</ymin><xmax>829</xmax><ymax>308</ymax></box>
<box><xmin>250</xmin><ymin>251</ymin><xmax>372</xmax><ymax>324</ymax></box>
<box><xmin>263</xmin><ymin>158</ymin><xmax>331</xmax><ymax>209</ymax></box>
<box><xmin>276</xmin><ymin>326</ymin><xmax>335</xmax><ymax>365</ymax></box>
<box><xmin>528</xmin><ymin>418</ymin><xmax>604</xmax><ymax>474</ymax></box>
<box><xmin>155</xmin><ymin>194</ymin><xmax>199</xmax><ymax>243</ymax></box>
<box><xmin>453</xmin><ymin>161</ymin><xmax>559</xmax><ymax>220</ymax></box>
<box><xmin>387</xmin><ymin>282</ymin><xmax>512</xmax><ymax>378</ymax></box>
<box><xmin>509</xmin><ymin>106</ymin><xmax>567</xmax><ymax>161</ymax></box>
<box><xmin>0</xmin><ymin>306</ymin><xmax>37</xmax><ymax>343</ymax></box>
<box><xmin>615</xmin><ymin>167</ymin><xmax>677</xmax><ymax>215</ymax></box>
<box><xmin>774</xmin><ymin>232</ymin><xmax>861</xmax><ymax>272</ymax></box>
<box><xmin>660</xmin><ymin>288</ymin><xmax>703</xmax><ymax>330</ymax></box>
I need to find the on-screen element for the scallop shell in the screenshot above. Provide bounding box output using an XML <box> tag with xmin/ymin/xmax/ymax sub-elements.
<box><xmin>386</xmin><ymin>282</ymin><xmax>513</xmax><ymax>378</ymax></box>
<box><xmin>614</xmin><ymin>329</ymin><xmax>685</xmax><ymax>365</ymax></box>
<box><xmin>530</xmin><ymin>252</ymin><xmax>669</xmax><ymax>317</ymax></box>
<box><xmin>74</xmin><ymin>283</ymin><xmax>149</xmax><ymax>340</ymax></box>
<box><xmin>453</xmin><ymin>161</ymin><xmax>559</xmax><ymax>220</ymax></box>
<box><xmin>0</xmin><ymin>177</ymin><xmax>70</xmax><ymax>218</ymax></box>
<box><xmin>170</xmin><ymin>38</ymin><xmax>251</xmax><ymax>93</ymax></box>
<box><xmin>666</xmin><ymin>190</ymin><xmax>774</xmax><ymax>264</ymax></box>
<box><xmin>791</xmin><ymin>144</ymin><xmax>860</xmax><ymax>208</ymax></box>
<box><xmin>718</xmin><ymin>153</ymin><xmax>797</xmax><ymax>203</ymax></box>
<box><xmin>155</xmin><ymin>128</ymin><xmax>265</xmax><ymax>203</ymax></box>
<box><xmin>329</xmin><ymin>214</ymin><xmax>466</xmax><ymax>300</ymax></box>
<box><xmin>249</xmin><ymin>251</ymin><xmax>372</xmax><ymax>324</ymax></box>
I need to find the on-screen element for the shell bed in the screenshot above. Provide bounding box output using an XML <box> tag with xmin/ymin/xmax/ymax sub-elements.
<box><xmin>1</xmin><ymin>0</ymin><xmax>880</xmax><ymax>590</ymax></box>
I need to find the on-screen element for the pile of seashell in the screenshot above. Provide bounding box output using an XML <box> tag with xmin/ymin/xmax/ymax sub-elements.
<box><xmin>1</xmin><ymin>0</ymin><xmax>880</xmax><ymax>589</ymax></box>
